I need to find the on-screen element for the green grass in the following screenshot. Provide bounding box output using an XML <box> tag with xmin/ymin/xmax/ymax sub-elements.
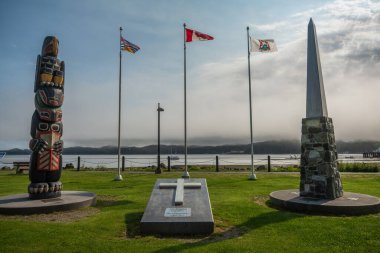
<box><xmin>0</xmin><ymin>171</ymin><xmax>379</xmax><ymax>253</ymax></box>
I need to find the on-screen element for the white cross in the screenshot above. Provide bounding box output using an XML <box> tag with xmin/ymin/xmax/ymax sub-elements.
<box><xmin>159</xmin><ymin>178</ymin><xmax>201</xmax><ymax>206</ymax></box>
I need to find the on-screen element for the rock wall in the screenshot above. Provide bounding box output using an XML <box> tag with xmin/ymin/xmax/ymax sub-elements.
<box><xmin>300</xmin><ymin>117</ymin><xmax>343</xmax><ymax>199</ymax></box>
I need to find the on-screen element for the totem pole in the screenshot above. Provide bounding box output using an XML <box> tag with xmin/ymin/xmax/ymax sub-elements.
<box><xmin>29</xmin><ymin>36</ymin><xmax>65</xmax><ymax>200</ymax></box>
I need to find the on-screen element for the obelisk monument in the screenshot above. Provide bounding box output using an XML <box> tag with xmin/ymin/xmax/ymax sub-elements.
<box><xmin>300</xmin><ymin>18</ymin><xmax>343</xmax><ymax>199</ymax></box>
<box><xmin>269</xmin><ymin>19</ymin><xmax>379</xmax><ymax>215</ymax></box>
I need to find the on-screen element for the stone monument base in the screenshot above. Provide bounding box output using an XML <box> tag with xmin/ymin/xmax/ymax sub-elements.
<box><xmin>0</xmin><ymin>191</ymin><xmax>96</xmax><ymax>215</ymax></box>
<box><xmin>141</xmin><ymin>178</ymin><xmax>214</xmax><ymax>235</ymax></box>
<box><xmin>270</xmin><ymin>189</ymin><xmax>380</xmax><ymax>215</ymax></box>
<box><xmin>300</xmin><ymin>117</ymin><xmax>343</xmax><ymax>199</ymax></box>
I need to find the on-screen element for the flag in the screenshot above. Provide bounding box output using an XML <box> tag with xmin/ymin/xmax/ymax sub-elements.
<box><xmin>185</xmin><ymin>28</ymin><xmax>214</xmax><ymax>42</ymax></box>
<box><xmin>120</xmin><ymin>36</ymin><xmax>140</xmax><ymax>53</ymax></box>
<box><xmin>250</xmin><ymin>38</ymin><xmax>277</xmax><ymax>53</ymax></box>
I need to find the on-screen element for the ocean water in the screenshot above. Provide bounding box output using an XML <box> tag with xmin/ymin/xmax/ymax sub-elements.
<box><xmin>0</xmin><ymin>153</ymin><xmax>370</xmax><ymax>168</ymax></box>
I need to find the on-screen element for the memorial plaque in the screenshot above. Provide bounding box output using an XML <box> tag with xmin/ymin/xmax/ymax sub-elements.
<box><xmin>140</xmin><ymin>178</ymin><xmax>214</xmax><ymax>235</ymax></box>
<box><xmin>164</xmin><ymin>208</ymin><xmax>191</xmax><ymax>217</ymax></box>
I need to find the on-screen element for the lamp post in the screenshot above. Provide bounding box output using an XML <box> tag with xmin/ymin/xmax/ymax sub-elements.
<box><xmin>156</xmin><ymin>103</ymin><xmax>164</xmax><ymax>174</ymax></box>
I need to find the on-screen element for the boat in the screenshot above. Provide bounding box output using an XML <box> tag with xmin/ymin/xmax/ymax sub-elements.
<box><xmin>169</xmin><ymin>147</ymin><xmax>180</xmax><ymax>160</ymax></box>
<box><xmin>0</xmin><ymin>152</ymin><xmax>6</xmax><ymax>159</ymax></box>
<box><xmin>225</xmin><ymin>150</ymin><xmax>244</xmax><ymax>154</ymax></box>
<box><xmin>169</xmin><ymin>155</ymin><xmax>180</xmax><ymax>161</ymax></box>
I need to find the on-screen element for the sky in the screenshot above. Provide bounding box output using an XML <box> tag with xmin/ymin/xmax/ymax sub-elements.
<box><xmin>0</xmin><ymin>0</ymin><xmax>379</xmax><ymax>149</ymax></box>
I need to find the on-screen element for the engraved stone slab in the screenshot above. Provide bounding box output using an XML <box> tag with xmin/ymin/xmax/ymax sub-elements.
<box><xmin>140</xmin><ymin>178</ymin><xmax>214</xmax><ymax>235</ymax></box>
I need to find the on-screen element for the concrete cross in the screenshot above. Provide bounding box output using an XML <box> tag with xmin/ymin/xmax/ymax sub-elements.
<box><xmin>159</xmin><ymin>178</ymin><xmax>201</xmax><ymax>206</ymax></box>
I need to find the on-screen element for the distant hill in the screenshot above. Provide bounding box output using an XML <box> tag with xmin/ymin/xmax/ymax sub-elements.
<box><xmin>2</xmin><ymin>140</ymin><xmax>379</xmax><ymax>155</ymax></box>
<box><xmin>1</xmin><ymin>148</ymin><xmax>31</xmax><ymax>155</ymax></box>
<box><xmin>336</xmin><ymin>141</ymin><xmax>380</xmax><ymax>153</ymax></box>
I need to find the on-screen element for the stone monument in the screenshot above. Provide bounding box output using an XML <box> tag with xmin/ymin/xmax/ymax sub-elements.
<box><xmin>0</xmin><ymin>36</ymin><xmax>96</xmax><ymax>215</ymax></box>
<box><xmin>140</xmin><ymin>178</ymin><xmax>214</xmax><ymax>235</ymax></box>
<box><xmin>29</xmin><ymin>36</ymin><xmax>65</xmax><ymax>199</ymax></box>
<box><xmin>300</xmin><ymin>18</ymin><xmax>343</xmax><ymax>199</ymax></box>
<box><xmin>269</xmin><ymin>19</ymin><xmax>380</xmax><ymax>215</ymax></box>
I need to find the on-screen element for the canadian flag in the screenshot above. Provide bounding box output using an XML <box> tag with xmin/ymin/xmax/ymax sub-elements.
<box><xmin>185</xmin><ymin>28</ymin><xmax>214</xmax><ymax>42</ymax></box>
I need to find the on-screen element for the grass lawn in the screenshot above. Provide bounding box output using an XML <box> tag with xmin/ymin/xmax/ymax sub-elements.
<box><xmin>0</xmin><ymin>171</ymin><xmax>379</xmax><ymax>253</ymax></box>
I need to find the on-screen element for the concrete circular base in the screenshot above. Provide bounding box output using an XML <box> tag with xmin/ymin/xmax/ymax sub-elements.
<box><xmin>0</xmin><ymin>191</ymin><xmax>96</xmax><ymax>215</ymax></box>
<box><xmin>270</xmin><ymin>189</ymin><xmax>380</xmax><ymax>215</ymax></box>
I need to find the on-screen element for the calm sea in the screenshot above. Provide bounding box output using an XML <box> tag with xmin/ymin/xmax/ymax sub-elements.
<box><xmin>0</xmin><ymin>154</ymin><xmax>368</xmax><ymax>168</ymax></box>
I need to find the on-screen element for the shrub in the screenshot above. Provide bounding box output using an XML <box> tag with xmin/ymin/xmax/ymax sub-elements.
<box><xmin>338</xmin><ymin>163</ymin><xmax>379</xmax><ymax>172</ymax></box>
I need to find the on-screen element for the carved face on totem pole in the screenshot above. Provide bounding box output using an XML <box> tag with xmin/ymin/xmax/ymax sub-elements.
<box><xmin>42</xmin><ymin>36</ymin><xmax>59</xmax><ymax>57</ymax></box>
<box><xmin>29</xmin><ymin>36</ymin><xmax>65</xmax><ymax>199</ymax></box>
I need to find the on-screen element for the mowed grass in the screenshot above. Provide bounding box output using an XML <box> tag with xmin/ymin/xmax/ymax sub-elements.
<box><xmin>0</xmin><ymin>171</ymin><xmax>379</xmax><ymax>253</ymax></box>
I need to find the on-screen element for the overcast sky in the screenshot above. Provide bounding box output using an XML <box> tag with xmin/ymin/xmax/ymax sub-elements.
<box><xmin>0</xmin><ymin>0</ymin><xmax>379</xmax><ymax>149</ymax></box>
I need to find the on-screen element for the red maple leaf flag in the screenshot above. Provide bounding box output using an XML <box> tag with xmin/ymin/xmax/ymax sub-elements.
<box><xmin>185</xmin><ymin>28</ymin><xmax>214</xmax><ymax>42</ymax></box>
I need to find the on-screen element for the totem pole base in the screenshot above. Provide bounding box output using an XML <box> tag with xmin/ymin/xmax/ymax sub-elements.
<box><xmin>0</xmin><ymin>191</ymin><xmax>96</xmax><ymax>215</ymax></box>
<box><xmin>28</xmin><ymin>181</ymin><xmax>63</xmax><ymax>200</ymax></box>
<box><xmin>29</xmin><ymin>191</ymin><xmax>61</xmax><ymax>200</ymax></box>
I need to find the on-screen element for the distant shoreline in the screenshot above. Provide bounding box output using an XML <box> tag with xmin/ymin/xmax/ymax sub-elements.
<box><xmin>1</xmin><ymin>140</ymin><xmax>379</xmax><ymax>155</ymax></box>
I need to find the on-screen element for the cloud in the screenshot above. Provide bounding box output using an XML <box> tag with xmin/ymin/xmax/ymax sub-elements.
<box><xmin>185</xmin><ymin>0</ymin><xmax>380</xmax><ymax>143</ymax></box>
<box><xmin>1</xmin><ymin>0</ymin><xmax>379</xmax><ymax>149</ymax></box>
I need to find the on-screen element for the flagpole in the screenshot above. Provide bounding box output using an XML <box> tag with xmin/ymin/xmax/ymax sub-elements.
<box><xmin>247</xmin><ymin>26</ymin><xmax>256</xmax><ymax>180</ymax></box>
<box><xmin>182</xmin><ymin>23</ymin><xmax>190</xmax><ymax>179</ymax></box>
<box><xmin>115</xmin><ymin>26</ymin><xmax>123</xmax><ymax>181</ymax></box>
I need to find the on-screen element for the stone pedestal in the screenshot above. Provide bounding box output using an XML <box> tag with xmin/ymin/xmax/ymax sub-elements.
<box><xmin>0</xmin><ymin>191</ymin><xmax>96</xmax><ymax>215</ymax></box>
<box><xmin>270</xmin><ymin>190</ymin><xmax>380</xmax><ymax>215</ymax></box>
<box><xmin>300</xmin><ymin>117</ymin><xmax>343</xmax><ymax>199</ymax></box>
